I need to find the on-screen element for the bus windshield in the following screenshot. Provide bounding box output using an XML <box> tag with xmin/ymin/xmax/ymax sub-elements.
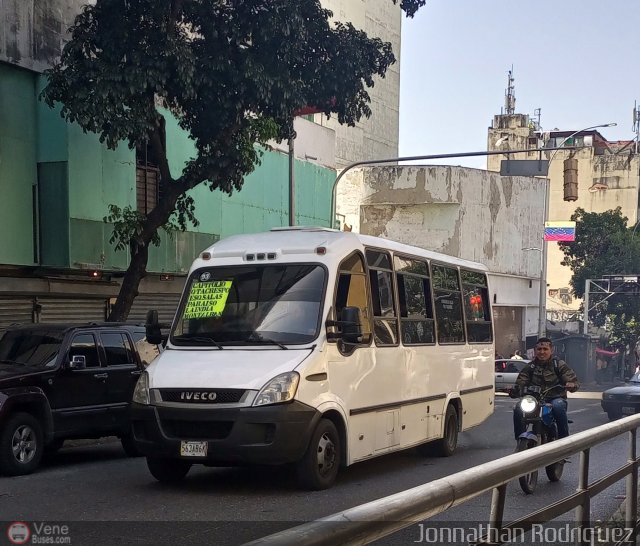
<box><xmin>171</xmin><ymin>264</ymin><xmax>326</xmax><ymax>346</ymax></box>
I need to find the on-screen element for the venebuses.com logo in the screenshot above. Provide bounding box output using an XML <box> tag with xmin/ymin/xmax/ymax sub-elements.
<box><xmin>6</xmin><ymin>521</ymin><xmax>71</xmax><ymax>544</ymax></box>
<box><xmin>7</xmin><ymin>522</ymin><xmax>30</xmax><ymax>545</ymax></box>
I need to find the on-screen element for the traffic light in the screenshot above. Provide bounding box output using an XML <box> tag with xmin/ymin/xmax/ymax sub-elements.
<box><xmin>563</xmin><ymin>158</ymin><xmax>578</xmax><ymax>201</ymax></box>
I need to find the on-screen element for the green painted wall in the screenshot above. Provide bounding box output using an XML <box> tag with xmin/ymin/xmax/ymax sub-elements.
<box><xmin>32</xmin><ymin>75</ymin><xmax>335</xmax><ymax>274</ymax></box>
<box><xmin>0</xmin><ymin>64</ymin><xmax>38</xmax><ymax>265</ymax></box>
<box><xmin>38</xmin><ymin>162</ymin><xmax>69</xmax><ymax>266</ymax></box>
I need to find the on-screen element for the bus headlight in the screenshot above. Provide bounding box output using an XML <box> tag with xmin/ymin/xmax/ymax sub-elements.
<box><xmin>253</xmin><ymin>372</ymin><xmax>300</xmax><ymax>407</ymax></box>
<box><xmin>133</xmin><ymin>371</ymin><xmax>150</xmax><ymax>405</ymax></box>
<box><xmin>519</xmin><ymin>395</ymin><xmax>538</xmax><ymax>414</ymax></box>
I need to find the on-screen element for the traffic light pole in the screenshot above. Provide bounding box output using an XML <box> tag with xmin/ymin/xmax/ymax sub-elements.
<box><xmin>330</xmin><ymin>145</ymin><xmax>576</xmax><ymax>341</ymax></box>
<box><xmin>539</xmin><ymin>177</ymin><xmax>550</xmax><ymax>339</ymax></box>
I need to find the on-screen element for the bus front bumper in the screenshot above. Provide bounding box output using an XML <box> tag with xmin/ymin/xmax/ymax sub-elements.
<box><xmin>131</xmin><ymin>401</ymin><xmax>321</xmax><ymax>465</ymax></box>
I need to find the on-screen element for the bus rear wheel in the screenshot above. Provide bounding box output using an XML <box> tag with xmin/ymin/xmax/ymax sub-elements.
<box><xmin>434</xmin><ymin>405</ymin><xmax>459</xmax><ymax>457</ymax></box>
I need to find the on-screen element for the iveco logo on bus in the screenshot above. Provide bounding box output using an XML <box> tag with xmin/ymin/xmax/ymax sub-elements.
<box><xmin>180</xmin><ymin>391</ymin><xmax>217</xmax><ymax>401</ymax></box>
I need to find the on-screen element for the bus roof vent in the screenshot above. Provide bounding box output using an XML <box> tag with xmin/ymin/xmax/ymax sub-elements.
<box><xmin>245</xmin><ymin>252</ymin><xmax>278</xmax><ymax>261</ymax></box>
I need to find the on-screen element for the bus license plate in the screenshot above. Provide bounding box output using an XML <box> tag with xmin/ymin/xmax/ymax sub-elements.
<box><xmin>180</xmin><ymin>441</ymin><xmax>208</xmax><ymax>457</ymax></box>
<box><xmin>622</xmin><ymin>406</ymin><xmax>636</xmax><ymax>415</ymax></box>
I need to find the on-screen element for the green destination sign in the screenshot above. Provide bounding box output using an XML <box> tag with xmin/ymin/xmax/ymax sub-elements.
<box><xmin>183</xmin><ymin>280</ymin><xmax>232</xmax><ymax>319</ymax></box>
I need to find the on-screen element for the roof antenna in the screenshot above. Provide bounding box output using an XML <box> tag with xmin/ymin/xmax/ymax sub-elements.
<box><xmin>503</xmin><ymin>66</ymin><xmax>516</xmax><ymax>115</ymax></box>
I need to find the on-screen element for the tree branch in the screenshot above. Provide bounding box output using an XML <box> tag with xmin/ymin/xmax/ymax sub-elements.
<box><xmin>149</xmin><ymin>118</ymin><xmax>172</xmax><ymax>187</ymax></box>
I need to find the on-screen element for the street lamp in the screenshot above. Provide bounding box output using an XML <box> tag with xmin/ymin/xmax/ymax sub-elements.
<box><xmin>547</xmin><ymin>123</ymin><xmax>617</xmax><ymax>163</ymax></box>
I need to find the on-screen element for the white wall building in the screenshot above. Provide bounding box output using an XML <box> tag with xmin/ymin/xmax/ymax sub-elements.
<box><xmin>487</xmin><ymin>112</ymin><xmax>640</xmax><ymax>320</ymax></box>
<box><xmin>316</xmin><ymin>0</ymin><xmax>402</xmax><ymax>167</ymax></box>
<box><xmin>336</xmin><ymin>165</ymin><xmax>546</xmax><ymax>356</ymax></box>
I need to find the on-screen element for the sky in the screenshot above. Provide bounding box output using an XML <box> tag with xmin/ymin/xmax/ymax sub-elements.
<box><xmin>399</xmin><ymin>0</ymin><xmax>640</xmax><ymax>169</ymax></box>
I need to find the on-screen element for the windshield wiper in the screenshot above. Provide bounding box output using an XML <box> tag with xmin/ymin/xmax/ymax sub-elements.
<box><xmin>175</xmin><ymin>335</ymin><xmax>224</xmax><ymax>350</ymax></box>
<box><xmin>246</xmin><ymin>334</ymin><xmax>288</xmax><ymax>350</ymax></box>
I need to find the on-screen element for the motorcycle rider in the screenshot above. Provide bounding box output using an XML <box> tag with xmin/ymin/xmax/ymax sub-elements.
<box><xmin>511</xmin><ymin>337</ymin><xmax>579</xmax><ymax>440</ymax></box>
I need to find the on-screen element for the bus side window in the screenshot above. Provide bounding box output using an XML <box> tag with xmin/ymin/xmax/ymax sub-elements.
<box><xmin>394</xmin><ymin>255</ymin><xmax>435</xmax><ymax>345</ymax></box>
<box><xmin>366</xmin><ymin>249</ymin><xmax>398</xmax><ymax>346</ymax></box>
<box><xmin>334</xmin><ymin>253</ymin><xmax>372</xmax><ymax>346</ymax></box>
<box><xmin>460</xmin><ymin>269</ymin><xmax>493</xmax><ymax>343</ymax></box>
<box><xmin>432</xmin><ymin>265</ymin><xmax>466</xmax><ymax>344</ymax></box>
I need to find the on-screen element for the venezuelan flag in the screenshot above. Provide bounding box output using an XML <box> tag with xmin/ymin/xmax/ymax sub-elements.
<box><xmin>544</xmin><ymin>221</ymin><xmax>576</xmax><ymax>242</ymax></box>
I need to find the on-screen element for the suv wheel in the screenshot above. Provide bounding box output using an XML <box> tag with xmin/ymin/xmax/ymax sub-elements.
<box><xmin>120</xmin><ymin>434</ymin><xmax>142</xmax><ymax>457</ymax></box>
<box><xmin>0</xmin><ymin>413</ymin><xmax>44</xmax><ymax>476</ymax></box>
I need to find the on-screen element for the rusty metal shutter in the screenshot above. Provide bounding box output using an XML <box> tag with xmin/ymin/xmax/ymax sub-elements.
<box><xmin>128</xmin><ymin>294</ymin><xmax>180</xmax><ymax>327</ymax></box>
<box><xmin>136</xmin><ymin>166</ymin><xmax>159</xmax><ymax>214</ymax></box>
<box><xmin>0</xmin><ymin>298</ymin><xmax>35</xmax><ymax>329</ymax></box>
<box><xmin>39</xmin><ymin>298</ymin><xmax>107</xmax><ymax>324</ymax></box>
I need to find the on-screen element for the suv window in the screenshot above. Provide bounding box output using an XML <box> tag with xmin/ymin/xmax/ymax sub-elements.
<box><xmin>0</xmin><ymin>329</ymin><xmax>64</xmax><ymax>368</ymax></box>
<box><xmin>101</xmin><ymin>333</ymin><xmax>135</xmax><ymax>366</ymax></box>
<box><xmin>69</xmin><ymin>334</ymin><xmax>100</xmax><ymax>368</ymax></box>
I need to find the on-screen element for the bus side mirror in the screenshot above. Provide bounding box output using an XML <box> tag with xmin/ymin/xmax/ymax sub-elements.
<box><xmin>145</xmin><ymin>310</ymin><xmax>164</xmax><ymax>345</ymax></box>
<box><xmin>340</xmin><ymin>306</ymin><xmax>362</xmax><ymax>345</ymax></box>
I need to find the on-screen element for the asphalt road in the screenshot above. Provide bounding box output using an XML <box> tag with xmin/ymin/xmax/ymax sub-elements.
<box><xmin>0</xmin><ymin>390</ymin><xmax>632</xmax><ymax>546</ymax></box>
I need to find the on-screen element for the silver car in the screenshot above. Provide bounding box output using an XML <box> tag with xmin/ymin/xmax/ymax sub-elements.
<box><xmin>495</xmin><ymin>359</ymin><xmax>531</xmax><ymax>393</ymax></box>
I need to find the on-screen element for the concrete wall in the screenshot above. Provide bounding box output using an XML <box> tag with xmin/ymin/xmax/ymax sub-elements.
<box><xmin>336</xmin><ymin>165</ymin><xmax>546</xmax><ymax>342</ymax></box>
<box><xmin>0</xmin><ymin>0</ymin><xmax>89</xmax><ymax>72</ymax></box>
<box><xmin>269</xmin><ymin>118</ymin><xmax>335</xmax><ymax>170</ymax></box>
<box><xmin>338</xmin><ymin>165</ymin><xmax>544</xmax><ymax>278</ymax></box>
<box><xmin>316</xmin><ymin>0</ymin><xmax>401</xmax><ymax>166</ymax></box>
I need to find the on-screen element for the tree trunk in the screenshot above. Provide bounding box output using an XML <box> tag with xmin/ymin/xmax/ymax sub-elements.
<box><xmin>108</xmin><ymin>243</ymin><xmax>149</xmax><ymax>322</ymax></box>
<box><xmin>106</xmin><ymin>178</ymin><xmax>185</xmax><ymax>323</ymax></box>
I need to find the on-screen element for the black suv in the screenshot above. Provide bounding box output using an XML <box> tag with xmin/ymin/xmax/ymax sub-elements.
<box><xmin>0</xmin><ymin>323</ymin><xmax>161</xmax><ymax>476</ymax></box>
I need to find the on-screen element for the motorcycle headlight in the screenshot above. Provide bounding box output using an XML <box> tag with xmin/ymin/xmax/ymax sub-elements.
<box><xmin>519</xmin><ymin>395</ymin><xmax>538</xmax><ymax>414</ymax></box>
<box><xmin>253</xmin><ymin>372</ymin><xmax>300</xmax><ymax>407</ymax></box>
<box><xmin>133</xmin><ymin>371</ymin><xmax>150</xmax><ymax>405</ymax></box>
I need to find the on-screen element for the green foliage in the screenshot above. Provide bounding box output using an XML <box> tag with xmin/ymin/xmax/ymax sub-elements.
<box><xmin>41</xmin><ymin>0</ymin><xmax>426</xmax><ymax>318</ymax></box>
<box><xmin>608</xmin><ymin>315</ymin><xmax>640</xmax><ymax>352</ymax></box>
<box><xmin>559</xmin><ymin>207</ymin><xmax>640</xmax><ymax>345</ymax></box>
<box><xmin>41</xmin><ymin>0</ymin><xmax>411</xmax><ymax>194</ymax></box>
<box><xmin>103</xmin><ymin>205</ymin><xmax>179</xmax><ymax>251</ymax></box>
<box><xmin>559</xmin><ymin>207</ymin><xmax>634</xmax><ymax>298</ymax></box>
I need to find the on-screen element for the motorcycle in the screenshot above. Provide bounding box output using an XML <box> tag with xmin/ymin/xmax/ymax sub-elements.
<box><xmin>513</xmin><ymin>384</ymin><xmax>567</xmax><ymax>494</ymax></box>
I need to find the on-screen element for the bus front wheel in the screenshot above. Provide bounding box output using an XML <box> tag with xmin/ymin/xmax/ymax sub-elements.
<box><xmin>295</xmin><ymin>418</ymin><xmax>341</xmax><ymax>491</ymax></box>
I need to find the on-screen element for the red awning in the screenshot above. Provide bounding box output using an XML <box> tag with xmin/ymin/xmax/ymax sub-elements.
<box><xmin>595</xmin><ymin>348</ymin><xmax>619</xmax><ymax>357</ymax></box>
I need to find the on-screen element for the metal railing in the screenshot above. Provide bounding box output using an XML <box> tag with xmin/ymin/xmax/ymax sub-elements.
<box><xmin>245</xmin><ymin>415</ymin><xmax>640</xmax><ymax>546</ymax></box>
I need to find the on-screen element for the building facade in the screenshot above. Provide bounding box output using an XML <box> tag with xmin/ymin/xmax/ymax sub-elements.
<box><xmin>312</xmin><ymin>0</ymin><xmax>402</xmax><ymax>167</ymax></box>
<box><xmin>0</xmin><ymin>1</ymin><xmax>336</xmax><ymax>326</ymax></box>
<box><xmin>336</xmin><ymin>165</ymin><xmax>546</xmax><ymax>357</ymax></box>
<box><xmin>487</xmin><ymin>113</ymin><xmax>640</xmax><ymax>320</ymax></box>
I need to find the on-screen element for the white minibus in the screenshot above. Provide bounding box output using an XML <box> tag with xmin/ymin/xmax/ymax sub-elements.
<box><xmin>131</xmin><ymin>227</ymin><xmax>495</xmax><ymax>489</ymax></box>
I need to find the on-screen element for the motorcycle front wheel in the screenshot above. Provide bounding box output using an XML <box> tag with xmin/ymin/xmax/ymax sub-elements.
<box><xmin>516</xmin><ymin>438</ymin><xmax>538</xmax><ymax>494</ymax></box>
<box><xmin>545</xmin><ymin>460</ymin><xmax>564</xmax><ymax>482</ymax></box>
